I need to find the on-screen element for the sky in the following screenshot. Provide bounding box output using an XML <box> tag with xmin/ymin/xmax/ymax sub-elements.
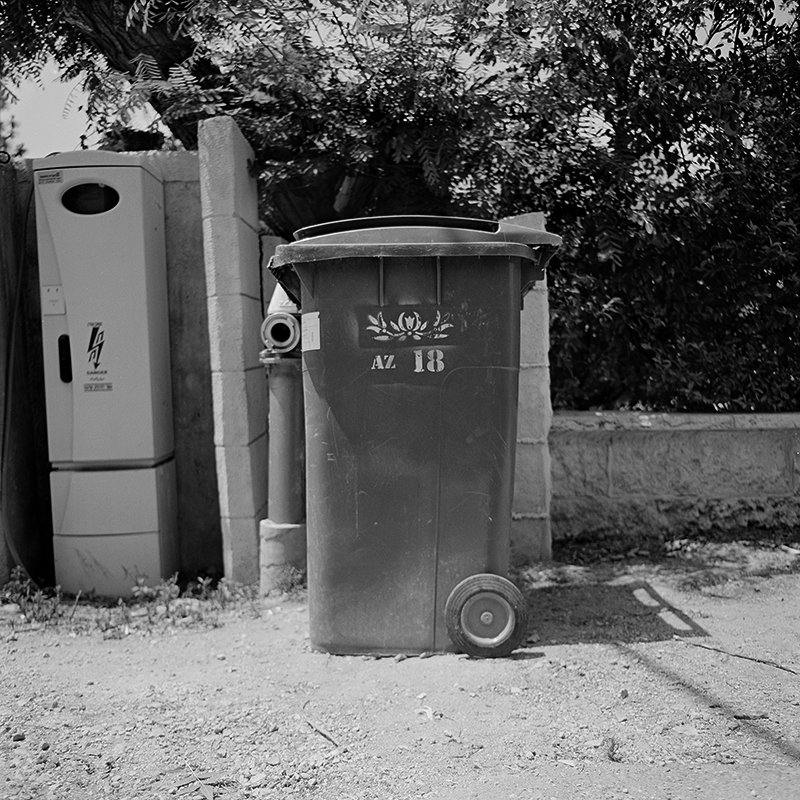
<box><xmin>1</xmin><ymin>64</ymin><xmax>96</xmax><ymax>159</ymax></box>
<box><xmin>2</xmin><ymin>62</ymin><xmax>157</xmax><ymax>160</ymax></box>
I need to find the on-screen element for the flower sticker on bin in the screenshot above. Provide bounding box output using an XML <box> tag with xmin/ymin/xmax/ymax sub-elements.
<box><xmin>366</xmin><ymin>310</ymin><xmax>454</xmax><ymax>342</ymax></box>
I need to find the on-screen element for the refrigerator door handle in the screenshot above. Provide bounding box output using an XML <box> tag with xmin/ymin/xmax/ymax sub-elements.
<box><xmin>57</xmin><ymin>334</ymin><xmax>73</xmax><ymax>383</ymax></box>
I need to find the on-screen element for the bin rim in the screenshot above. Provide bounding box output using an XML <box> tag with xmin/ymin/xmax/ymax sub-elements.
<box><xmin>270</xmin><ymin>240</ymin><xmax>546</xmax><ymax>269</ymax></box>
<box><xmin>294</xmin><ymin>215</ymin><xmax>498</xmax><ymax>239</ymax></box>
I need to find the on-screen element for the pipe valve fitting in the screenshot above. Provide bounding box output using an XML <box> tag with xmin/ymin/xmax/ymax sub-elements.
<box><xmin>261</xmin><ymin>312</ymin><xmax>301</xmax><ymax>354</ymax></box>
<box><xmin>261</xmin><ymin>283</ymin><xmax>301</xmax><ymax>357</ymax></box>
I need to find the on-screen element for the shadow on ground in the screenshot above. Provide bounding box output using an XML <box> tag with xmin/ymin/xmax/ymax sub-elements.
<box><xmin>522</xmin><ymin>579</ymin><xmax>707</xmax><ymax>646</ymax></box>
<box><xmin>516</xmin><ymin>538</ymin><xmax>800</xmax><ymax>647</ymax></box>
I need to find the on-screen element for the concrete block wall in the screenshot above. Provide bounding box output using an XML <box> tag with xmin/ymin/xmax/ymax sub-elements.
<box><xmin>198</xmin><ymin>117</ymin><xmax>267</xmax><ymax>583</ymax></box>
<box><xmin>0</xmin><ymin>164</ymin><xmax>51</xmax><ymax>585</ymax></box>
<box><xmin>154</xmin><ymin>152</ymin><xmax>223</xmax><ymax>577</ymax></box>
<box><xmin>550</xmin><ymin>411</ymin><xmax>800</xmax><ymax>548</ymax></box>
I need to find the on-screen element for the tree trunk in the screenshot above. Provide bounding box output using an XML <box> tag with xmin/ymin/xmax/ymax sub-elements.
<box><xmin>62</xmin><ymin>0</ymin><xmax>218</xmax><ymax>148</ymax></box>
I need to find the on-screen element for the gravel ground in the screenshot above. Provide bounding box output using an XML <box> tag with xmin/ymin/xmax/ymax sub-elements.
<box><xmin>2</xmin><ymin>540</ymin><xmax>800</xmax><ymax>800</ymax></box>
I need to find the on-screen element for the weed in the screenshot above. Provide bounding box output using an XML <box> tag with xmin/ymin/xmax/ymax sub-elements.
<box><xmin>273</xmin><ymin>565</ymin><xmax>307</xmax><ymax>598</ymax></box>
<box><xmin>195</xmin><ymin>576</ymin><xmax>214</xmax><ymax>602</ymax></box>
<box><xmin>0</xmin><ymin>571</ymin><xmax>275</xmax><ymax>636</ymax></box>
<box><xmin>605</xmin><ymin>735</ymin><xmax>624</xmax><ymax>763</ymax></box>
<box><xmin>132</xmin><ymin>573</ymin><xmax>180</xmax><ymax>620</ymax></box>
<box><xmin>1</xmin><ymin>567</ymin><xmax>64</xmax><ymax>626</ymax></box>
<box><xmin>95</xmin><ymin>598</ymin><xmax>133</xmax><ymax>639</ymax></box>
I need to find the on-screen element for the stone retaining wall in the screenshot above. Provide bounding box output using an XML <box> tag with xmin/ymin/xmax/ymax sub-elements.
<box><xmin>549</xmin><ymin>411</ymin><xmax>800</xmax><ymax>548</ymax></box>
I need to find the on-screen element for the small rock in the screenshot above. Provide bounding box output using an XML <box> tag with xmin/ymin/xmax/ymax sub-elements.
<box><xmin>216</xmin><ymin>749</ymin><xmax>227</xmax><ymax>758</ymax></box>
<box><xmin>248</xmin><ymin>772</ymin><xmax>267</xmax><ymax>787</ymax></box>
<box><xmin>584</xmin><ymin>739</ymin><xmax>604</xmax><ymax>748</ymax></box>
<box><xmin>12</xmin><ymin>733</ymin><xmax>25</xmax><ymax>742</ymax></box>
<box><xmin>216</xmin><ymin>654</ymin><xmax>227</xmax><ymax>661</ymax></box>
<box><xmin>394</xmin><ymin>654</ymin><xmax>408</xmax><ymax>663</ymax></box>
<box><xmin>41</xmin><ymin>743</ymin><xmax>50</xmax><ymax>751</ymax></box>
<box><xmin>620</xmin><ymin>689</ymin><xmax>629</xmax><ymax>699</ymax></box>
<box><xmin>419</xmin><ymin>651</ymin><xmax>433</xmax><ymax>659</ymax></box>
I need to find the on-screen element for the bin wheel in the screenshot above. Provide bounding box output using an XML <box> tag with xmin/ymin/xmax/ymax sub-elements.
<box><xmin>445</xmin><ymin>574</ymin><xmax>528</xmax><ymax>658</ymax></box>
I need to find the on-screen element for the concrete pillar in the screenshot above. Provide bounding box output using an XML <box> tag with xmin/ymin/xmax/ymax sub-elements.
<box><xmin>513</xmin><ymin>276</ymin><xmax>552</xmax><ymax>563</ymax></box>
<box><xmin>198</xmin><ymin>117</ymin><xmax>266</xmax><ymax>583</ymax></box>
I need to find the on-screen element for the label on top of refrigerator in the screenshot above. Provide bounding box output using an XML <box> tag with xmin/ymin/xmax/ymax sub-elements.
<box><xmin>37</xmin><ymin>170</ymin><xmax>63</xmax><ymax>184</ymax></box>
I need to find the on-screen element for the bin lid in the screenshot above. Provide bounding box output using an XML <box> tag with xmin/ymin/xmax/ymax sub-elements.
<box><xmin>270</xmin><ymin>213</ymin><xmax>562</xmax><ymax>307</ymax></box>
<box><xmin>292</xmin><ymin>213</ymin><xmax>562</xmax><ymax>248</ymax></box>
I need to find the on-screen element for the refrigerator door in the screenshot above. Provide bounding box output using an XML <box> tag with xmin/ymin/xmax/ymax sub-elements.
<box><xmin>51</xmin><ymin>461</ymin><xmax>178</xmax><ymax>597</ymax></box>
<box><xmin>34</xmin><ymin>153</ymin><xmax>173</xmax><ymax>467</ymax></box>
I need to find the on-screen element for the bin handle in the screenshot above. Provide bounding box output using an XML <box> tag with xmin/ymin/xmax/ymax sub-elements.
<box><xmin>498</xmin><ymin>213</ymin><xmax>562</xmax><ymax>276</ymax></box>
<box><xmin>497</xmin><ymin>213</ymin><xmax>562</xmax><ymax>248</ymax></box>
<box><xmin>268</xmin><ymin>255</ymin><xmax>303</xmax><ymax>309</ymax></box>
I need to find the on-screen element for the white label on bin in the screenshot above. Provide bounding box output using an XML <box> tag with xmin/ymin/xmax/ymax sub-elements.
<box><xmin>302</xmin><ymin>312</ymin><xmax>321</xmax><ymax>351</ymax></box>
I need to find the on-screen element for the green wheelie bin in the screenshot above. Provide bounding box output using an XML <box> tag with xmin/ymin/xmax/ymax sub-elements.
<box><xmin>271</xmin><ymin>214</ymin><xmax>561</xmax><ymax>657</ymax></box>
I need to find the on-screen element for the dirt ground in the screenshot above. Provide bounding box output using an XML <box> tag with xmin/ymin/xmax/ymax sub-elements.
<box><xmin>2</xmin><ymin>539</ymin><xmax>800</xmax><ymax>800</ymax></box>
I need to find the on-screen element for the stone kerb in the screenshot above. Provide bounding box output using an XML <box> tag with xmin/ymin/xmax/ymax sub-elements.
<box><xmin>550</xmin><ymin>411</ymin><xmax>800</xmax><ymax>547</ymax></box>
<box><xmin>199</xmin><ymin>117</ymin><xmax>267</xmax><ymax>583</ymax></box>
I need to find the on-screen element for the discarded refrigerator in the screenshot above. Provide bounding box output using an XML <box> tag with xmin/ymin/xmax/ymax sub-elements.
<box><xmin>34</xmin><ymin>151</ymin><xmax>177</xmax><ymax>596</ymax></box>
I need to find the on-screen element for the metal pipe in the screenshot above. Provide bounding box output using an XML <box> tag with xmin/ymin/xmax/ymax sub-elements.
<box><xmin>266</xmin><ymin>358</ymin><xmax>305</xmax><ymax>524</ymax></box>
<box><xmin>259</xmin><ymin>284</ymin><xmax>307</xmax><ymax>594</ymax></box>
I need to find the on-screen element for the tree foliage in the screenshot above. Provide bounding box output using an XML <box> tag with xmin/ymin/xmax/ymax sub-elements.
<box><xmin>1</xmin><ymin>0</ymin><xmax>798</xmax><ymax>410</ymax></box>
<box><xmin>532</xmin><ymin>0</ymin><xmax>800</xmax><ymax>411</ymax></box>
